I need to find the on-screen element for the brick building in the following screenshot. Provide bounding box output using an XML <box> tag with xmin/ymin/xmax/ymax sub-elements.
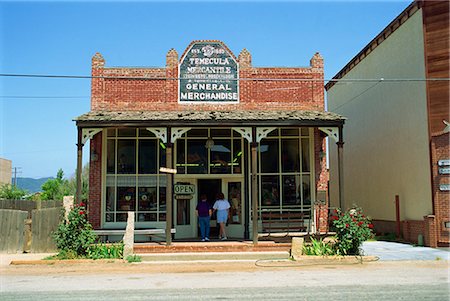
<box><xmin>326</xmin><ymin>1</ymin><xmax>449</xmax><ymax>247</ymax></box>
<box><xmin>75</xmin><ymin>40</ymin><xmax>345</xmax><ymax>242</ymax></box>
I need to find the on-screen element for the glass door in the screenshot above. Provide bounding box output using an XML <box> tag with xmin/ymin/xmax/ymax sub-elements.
<box><xmin>174</xmin><ymin>179</ymin><xmax>197</xmax><ymax>239</ymax></box>
<box><xmin>223</xmin><ymin>179</ymin><xmax>244</xmax><ymax>239</ymax></box>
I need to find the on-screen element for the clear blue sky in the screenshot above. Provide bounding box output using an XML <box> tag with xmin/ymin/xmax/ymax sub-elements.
<box><xmin>0</xmin><ymin>0</ymin><xmax>410</xmax><ymax>179</ymax></box>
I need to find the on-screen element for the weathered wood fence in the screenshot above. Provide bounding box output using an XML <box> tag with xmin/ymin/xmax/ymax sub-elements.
<box><xmin>0</xmin><ymin>200</ymin><xmax>62</xmax><ymax>253</ymax></box>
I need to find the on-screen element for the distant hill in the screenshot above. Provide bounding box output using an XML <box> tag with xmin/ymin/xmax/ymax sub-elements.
<box><xmin>14</xmin><ymin>177</ymin><xmax>53</xmax><ymax>193</ymax></box>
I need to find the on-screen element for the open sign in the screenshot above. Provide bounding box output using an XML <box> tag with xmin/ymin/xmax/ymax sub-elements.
<box><xmin>174</xmin><ymin>184</ymin><xmax>195</xmax><ymax>195</ymax></box>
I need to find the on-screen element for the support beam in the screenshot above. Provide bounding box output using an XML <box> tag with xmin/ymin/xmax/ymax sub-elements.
<box><xmin>336</xmin><ymin>126</ymin><xmax>344</xmax><ymax>209</ymax></box>
<box><xmin>76</xmin><ymin>127</ymin><xmax>83</xmax><ymax>204</ymax></box>
<box><xmin>251</xmin><ymin>127</ymin><xmax>259</xmax><ymax>245</ymax></box>
<box><xmin>165</xmin><ymin>128</ymin><xmax>173</xmax><ymax>246</ymax></box>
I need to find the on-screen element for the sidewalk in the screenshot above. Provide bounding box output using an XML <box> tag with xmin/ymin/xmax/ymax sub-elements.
<box><xmin>361</xmin><ymin>241</ymin><xmax>450</xmax><ymax>261</ymax></box>
<box><xmin>2</xmin><ymin>241</ymin><xmax>449</xmax><ymax>266</ymax></box>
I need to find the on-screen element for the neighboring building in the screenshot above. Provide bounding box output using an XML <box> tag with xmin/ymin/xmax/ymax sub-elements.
<box><xmin>75</xmin><ymin>40</ymin><xmax>345</xmax><ymax>242</ymax></box>
<box><xmin>326</xmin><ymin>1</ymin><xmax>449</xmax><ymax>247</ymax></box>
<box><xmin>0</xmin><ymin>158</ymin><xmax>12</xmax><ymax>185</ymax></box>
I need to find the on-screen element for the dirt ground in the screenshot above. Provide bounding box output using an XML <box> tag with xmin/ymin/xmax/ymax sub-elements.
<box><xmin>2</xmin><ymin>258</ymin><xmax>448</xmax><ymax>276</ymax></box>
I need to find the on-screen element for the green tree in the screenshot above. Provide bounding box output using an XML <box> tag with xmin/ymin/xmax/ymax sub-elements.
<box><xmin>40</xmin><ymin>166</ymin><xmax>89</xmax><ymax>201</ymax></box>
<box><xmin>0</xmin><ymin>184</ymin><xmax>28</xmax><ymax>199</ymax></box>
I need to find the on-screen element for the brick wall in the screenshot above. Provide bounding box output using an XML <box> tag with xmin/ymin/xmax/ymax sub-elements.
<box><xmin>88</xmin><ymin>132</ymin><xmax>102</xmax><ymax>229</ymax></box>
<box><xmin>90</xmin><ymin>43</ymin><xmax>324</xmax><ymax>113</ymax></box>
<box><xmin>431</xmin><ymin>132</ymin><xmax>450</xmax><ymax>246</ymax></box>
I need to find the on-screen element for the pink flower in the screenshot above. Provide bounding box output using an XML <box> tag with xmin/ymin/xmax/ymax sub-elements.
<box><xmin>346</xmin><ymin>224</ymin><xmax>349</xmax><ymax>228</ymax></box>
<box><xmin>368</xmin><ymin>223</ymin><xmax>374</xmax><ymax>229</ymax></box>
<box><xmin>79</xmin><ymin>211</ymin><xmax>85</xmax><ymax>215</ymax></box>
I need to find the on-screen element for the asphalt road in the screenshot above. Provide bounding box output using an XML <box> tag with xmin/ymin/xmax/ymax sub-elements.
<box><xmin>1</xmin><ymin>260</ymin><xmax>449</xmax><ymax>300</ymax></box>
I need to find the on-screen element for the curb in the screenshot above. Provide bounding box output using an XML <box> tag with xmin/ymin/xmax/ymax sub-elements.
<box><xmin>10</xmin><ymin>259</ymin><xmax>126</xmax><ymax>265</ymax></box>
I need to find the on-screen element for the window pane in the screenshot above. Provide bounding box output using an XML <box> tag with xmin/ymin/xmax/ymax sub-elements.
<box><xmin>176</xmin><ymin>140</ymin><xmax>185</xmax><ymax>174</ymax></box>
<box><xmin>107</xmin><ymin>140</ymin><xmax>116</xmax><ymax>174</ymax></box>
<box><xmin>232</xmin><ymin>139</ymin><xmax>242</xmax><ymax>174</ymax></box>
<box><xmin>228</xmin><ymin>182</ymin><xmax>241</xmax><ymax>224</ymax></box>
<box><xmin>267</xmin><ymin>128</ymin><xmax>278</xmax><ymax>137</ymax></box>
<box><xmin>282</xmin><ymin>139</ymin><xmax>300</xmax><ymax>172</ymax></box>
<box><xmin>106</xmin><ymin>185</ymin><xmax>115</xmax><ymax>212</ymax></box>
<box><xmin>210</xmin><ymin>140</ymin><xmax>231</xmax><ymax>174</ymax></box>
<box><xmin>187</xmin><ymin>139</ymin><xmax>207</xmax><ymax>174</ymax></box>
<box><xmin>159</xmin><ymin>178</ymin><xmax>167</xmax><ymax>213</ymax></box>
<box><xmin>138</xmin><ymin>128</ymin><xmax>155</xmax><ymax>137</ymax></box>
<box><xmin>118</xmin><ymin>128</ymin><xmax>136</xmax><ymax>137</ymax></box>
<box><xmin>211</xmin><ymin>129</ymin><xmax>230</xmax><ymax>137</ymax></box>
<box><xmin>301</xmin><ymin>175</ymin><xmax>311</xmax><ymax>206</ymax></box>
<box><xmin>260</xmin><ymin>139</ymin><xmax>279</xmax><ymax>173</ymax></box>
<box><xmin>282</xmin><ymin>175</ymin><xmax>300</xmax><ymax>206</ymax></box>
<box><xmin>117</xmin><ymin>187</ymin><xmax>136</xmax><ymax>211</ymax></box>
<box><xmin>107</xmin><ymin>129</ymin><xmax>116</xmax><ymax>137</ymax></box>
<box><xmin>138</xmin><ymin>187</ymin><xmax>157</xmax><ymax>211</ymax></box>
<box><xmin>187</xmin><ymin>129</ymin><xmax>207</xmax><ymax>137</ymax></box>
<box><xmin>301</xmin><ymin>138</ymin><xmax>310</xmax><ymax>172</ymax></box>
<box><xmin>261</xmin><ymin>175</ymin><xmax>280</xmax><ymax>207</ymax></box>
<box><xmin>117</xmin><ymin>140</ymin><xmax>136</xmax><ymax>174</ymax></box>
<box><xmin>160</xmin><ymin>142</ymin><xmax>166</xmax><ymax>170</ymax></box>
<box><xmin>301</xmin><ymin>128</ymin><xmax>309</xmax><ymax>136</ymax></box>
<box><xmin>177</xmin><ymin>199</ymin><xmax>190</xmax><ymax>225</ymax></box>
<box><xmin>281</xmin><ymin>128</ymin><xmax>299</xmax><ymax>136</ymax></box>
<box><xmin>139</xmin><ymin>140</ymin><xmax>157</xmax><ymax>174</ymax></box>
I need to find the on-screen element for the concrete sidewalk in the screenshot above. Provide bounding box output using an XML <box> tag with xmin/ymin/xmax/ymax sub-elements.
<box><xmin>2</xmin><ymin>241</ymin><xmax>449</xmax><ymax>266</ymax></box>
<box><xmin>361</xmin><ymin>241</ymin><xmax>450</xmax><ymax>261</ymax></box>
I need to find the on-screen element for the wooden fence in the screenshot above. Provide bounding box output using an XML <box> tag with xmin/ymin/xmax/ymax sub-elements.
<box><xmin>0</xmin><ymin>200</ymin><xmax>63</xmax><ymax>253</ymax></box>
<box><xmin>31</xmin><ymin>208</ymin><xmax>61</xmax><ymax>253</ymax></box>
<box><xmin>0</xmin><ymin>209</ymin><xmax>28</xmax><ymax>253</ymax></box>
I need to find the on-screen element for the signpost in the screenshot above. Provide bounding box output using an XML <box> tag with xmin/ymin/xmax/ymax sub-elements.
<box><xmin>179</xmin><ymin>41</ymin><xmax>239</xmax><ymax>103</ymax></box>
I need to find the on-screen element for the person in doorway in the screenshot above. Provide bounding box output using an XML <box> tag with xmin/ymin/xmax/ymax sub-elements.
<box><xmin>213</xmin><ymin>192</ymin><xmax>231</xmax><ymax>240</ymax></box>
<box><xmin>196</xmin><ymin>194</ymin><xmax>212</xmax><ymax>242</ymax></box>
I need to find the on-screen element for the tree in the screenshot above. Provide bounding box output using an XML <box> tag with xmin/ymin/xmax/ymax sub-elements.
<box><xmin>40</xmin><ymin>166</ymin><xmax>89</xmax><ymax>201</ymax></box>
<box><xmin>0</xmin><ymin>184</ymin><xmax>28</xmax><ymax>199</ymax></box>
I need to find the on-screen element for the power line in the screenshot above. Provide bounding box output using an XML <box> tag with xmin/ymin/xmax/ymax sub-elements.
<box><xmin>0</xmin><ymin>73</ymin><xmax>449</xmax><ymax>82</ymax></box>
<box><xmin>0</xmin><ymin>96</ymin><xmax>89</xmax><ymax>99</ymax></box>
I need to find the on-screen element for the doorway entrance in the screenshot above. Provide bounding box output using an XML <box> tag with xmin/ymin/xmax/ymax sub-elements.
<box><xmin>198</xmin><ymin>179</ymin><xmax>222</xmax><ymax>237</ymax></box>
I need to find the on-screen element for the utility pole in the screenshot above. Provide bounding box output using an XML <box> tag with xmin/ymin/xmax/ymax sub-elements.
<box><xmin>12</xmin><ymin>167</ymin><xmax>22</xmax><ymax>187</ymax></box>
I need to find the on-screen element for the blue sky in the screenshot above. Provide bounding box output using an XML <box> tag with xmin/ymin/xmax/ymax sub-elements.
<box><xmin>0</xmin><ymin>0</ymin><xmax>410</xmax><ymax>179</ymax></box>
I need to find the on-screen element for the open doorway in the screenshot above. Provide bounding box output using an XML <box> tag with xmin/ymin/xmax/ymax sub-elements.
<box><xmin>197</xmin><ymin>179</ymin><xmax>221</xmax><ymax>238</ymax></box>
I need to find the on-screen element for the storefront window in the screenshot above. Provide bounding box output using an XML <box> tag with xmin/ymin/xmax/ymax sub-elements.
<box><xmin>105</xmin><ymin>128</ymin><xmax>167</xmax><ymax>224</ymax></box>
<box><xmin>175</xmin><ymin>128</ymin><xmax>243</xmax><ymax>175</ymax></box>
<box><xmin>228</xmin><ymin>182</ymin><xmax>242</xmax><ymax>224</ymax></box>
<box><xmin>259</xmin><ymin>128</ymin><xmax>312</xmax><ymax>213</ymax></box>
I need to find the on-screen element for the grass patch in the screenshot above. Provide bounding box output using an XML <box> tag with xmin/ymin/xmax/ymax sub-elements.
<box><xmin>126</xmin><ymin>254</ymin><xmax>142</xmax><ymax>263</ymax></box>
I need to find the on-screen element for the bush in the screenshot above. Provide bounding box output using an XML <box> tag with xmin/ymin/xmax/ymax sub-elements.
<box><xmin>0</xmin><ymin>184</ymin><xmax>28</xmax><ymax>199</ymax></box>
<box><xmin>53</xmin><ymin>202</ymin><xmax>97</xmax><ymax>257</ymax></box>
<box><xmin>331</xmin><ymin>207</ymin><xmax>374</xmax><ymax>255</ymax></box>
<box><xmin>302</xmin><ymin>237</ymin><xmax>336</xmax><ymax>256</ymax></box>
<box><xmin>87</xmin><ymin>242</ymin><xmax>124</xmax><ymax>260</ymax></box>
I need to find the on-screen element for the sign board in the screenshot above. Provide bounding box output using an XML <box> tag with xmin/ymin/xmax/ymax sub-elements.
<box><xmin>174</xmin><ymin>184</ymin><xmax>195</xmax><ymax>195</ymax></box>
<box><xmin>439</xmin><ymin>167</ymin><xmax>450</xmax><ymax>175</ymax></box>
<box><xmin>175</xmin><ymin>194</ymin><xmax>194</xmax><ymax>200</ymax></box>
<box><xmin>439</xmin><ymin>184</ymin><xmax>450</xmax><ymax>191</ymax></box>
<box><xmin>159</xmin><ymin>167</ymin><xmax>177</xmax><ymax>174</ymax></box>
<box><xmin>438</xmin><ymin>159</ymin><xmax>450</xmax><ymax>166</ymax></box>
<box><xmin>179</xmin><ymin>41</ymin><xmax>239</xmax><ymax>102</ymax></box>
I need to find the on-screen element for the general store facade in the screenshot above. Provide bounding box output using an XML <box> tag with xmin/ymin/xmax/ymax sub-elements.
<box><xmin>75</xmin><ymin>40</ymin><xmax>345</xmax><ymax>243</ymax></box>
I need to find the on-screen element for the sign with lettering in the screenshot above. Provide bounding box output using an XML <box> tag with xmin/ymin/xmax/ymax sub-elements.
<box><xmin>439</xmin><ymin>167</ymin><xmax>450</xmax><ymax>175</ymax></box>
<box><xmin>179</xmin><ymin>41</ymin><xmax>239</xmax><ymax>102</ymax></box>
<box><xmin>439</xmin><ymin>184</ymin><xmax>450</xmax><ymax>191</ymax></box>
<box><xmin>438</xmin><ymin>159</ymin><xmax>450</xmax><ymax>166</ymax></box>
<box><xmin>174</xmin><ymin>184</ymin><xmax>195</xmax><ymax>195</ymax></box>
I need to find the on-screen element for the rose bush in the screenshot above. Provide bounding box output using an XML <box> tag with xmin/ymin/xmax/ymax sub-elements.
<box><xmin>53</xmin><ymin>202</ymin><xmax>97</xmax><ymax>257</ymax></box>
<box><xmin>331</xmin><ymin>207</ymin><xmax>374</xmax><ymax>255</ymax></box>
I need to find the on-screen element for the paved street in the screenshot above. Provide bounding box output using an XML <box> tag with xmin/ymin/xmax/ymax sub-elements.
<box><xmin>1</xmin><ymin>260</ymin><xmax>449</xmax><ymax>300</ymax></box>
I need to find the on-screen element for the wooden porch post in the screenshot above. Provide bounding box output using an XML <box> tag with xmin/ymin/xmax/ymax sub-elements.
<box><xmin>76</xmin><ymin>127</ymin><xmax>83</xmax><ymax>204</ymax></box>
<box><xmin>165</xmin><ymin>129</ymin><xmax>173</xmax><ymax>246</ymax></box>
<box><xmin>337</xmin><ymin>126</ymin><xmax>344</xmax><ymax>209</ymax></box>
<box><xmin>251</xmin><ymin>127</ymin><xmax>259</xmax><ymax>245</ymax></box>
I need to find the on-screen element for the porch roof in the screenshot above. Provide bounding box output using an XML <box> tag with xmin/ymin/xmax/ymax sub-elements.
<box><xmin>75</xmin><ymin>110</ymin><xmax>345</xmax><ymax>128</ymax></box>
